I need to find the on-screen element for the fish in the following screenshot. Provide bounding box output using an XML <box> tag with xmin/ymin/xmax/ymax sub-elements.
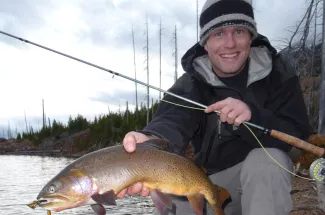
<box><xmin>35</xmin><ymin>139</ymin><xmax>226</xmax><ymax>215</ymax></box>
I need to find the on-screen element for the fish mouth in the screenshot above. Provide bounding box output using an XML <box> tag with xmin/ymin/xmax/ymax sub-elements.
<box><xmin>37</xmin><ymin>195</ymin><xmax>71</xmax><ymax>209</ymax></box>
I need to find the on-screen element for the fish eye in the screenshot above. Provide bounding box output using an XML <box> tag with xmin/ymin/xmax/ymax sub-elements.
<box><xmin>48</xmin><ymin>185</ymin><xmax>56</xmax><ymax>194</ymax></box>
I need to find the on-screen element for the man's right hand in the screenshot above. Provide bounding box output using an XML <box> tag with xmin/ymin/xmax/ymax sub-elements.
<box><xmin>116</xmin><ymin>131</ymin><xmax>151</xmax><ymax>198</ymax></box>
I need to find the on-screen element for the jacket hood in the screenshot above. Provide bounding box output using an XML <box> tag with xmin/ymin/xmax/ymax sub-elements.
<box><xmin>181</xmin><ymin>34</ymin><xmax>278</xmax><ymax>87</ymax></box>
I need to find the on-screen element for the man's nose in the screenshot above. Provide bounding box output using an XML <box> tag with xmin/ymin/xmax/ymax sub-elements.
<box><xmin>224</xmin><ymin>35</ymin><xmax>236</xmax><ymax>48</ymax></box>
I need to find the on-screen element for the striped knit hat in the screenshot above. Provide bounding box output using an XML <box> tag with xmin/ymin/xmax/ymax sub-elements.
<box><xmin>199</xmin><ymin>0</ymin><xmax>258</xmax><ymax>46</ymax></box>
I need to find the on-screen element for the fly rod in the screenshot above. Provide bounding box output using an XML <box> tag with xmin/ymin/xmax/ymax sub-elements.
<box><xmin>0</xmin><ymin>30</ymin><xmax>324</xmax><ymax>158</ymax></box>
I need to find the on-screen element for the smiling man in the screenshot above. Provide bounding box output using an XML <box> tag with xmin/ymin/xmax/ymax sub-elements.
<box><xmin>118</xmin><ymin>0</ymin><xmax>312</xmax><ymax>214</ymax></box>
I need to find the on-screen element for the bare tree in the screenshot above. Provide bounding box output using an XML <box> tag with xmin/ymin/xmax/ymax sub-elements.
<box><xmin>132</xmin><ymin>25</ymin><xmax>139</xmax><ymax>129</ymax></box>
<box><xmin>126</xmin><ymin>101</ymin><xmax>129</xmax><ymax>124</ymax></box>
<box><xmin>48</xmin><ymin>118</ymin><xmax>51</xmax><ymax>130</ymax></box>
<box><xmin>152</xmin><ymin>97</ymin><xmax>154</xmax><ymax>119</ymax></box>
<box><xmin>279</xmin><ymin>0</ymin><xmax>324</xmax><ymax>132</ymax></box>
<box><xmin>42</xmin><ymin>99</ymin><xmax>45</xmax><ymax>129</ymax></box>
<box><xmin>145</xmin><ymin>15</ymin><xmax>150</xmax><ymax>124</ymax></box>
<box><xmin>307</xmin><ymin>0</ymin><xmax>319</xmax><ymax>116</ymax></box>
<box><xmin>24</xmin><ymin>110</ymin><xmax>29</xmax><ymax>133</ymax></box>
<box><xmin>172</xmin><ymin>25</ymin><xmax>178</xmax><ymax>82</ymax></box>
<box><xmin>7</xmin><ymin>121</ymin><xmax>11</xmax><ymax>139</ymax></box>
<box><xmin>196</xmin><ymin>0</ymin><xmax>199</xmax><ymax>42</ymax></box>
<box><xmin>159</xmin><ymin>19</ymin><xmax>163</xmax><ymax>100</ymax></box>
<box><xmin>319</xmin><ymin>0</ymin><xmax>325</xmax><ymax>134</ymax></box>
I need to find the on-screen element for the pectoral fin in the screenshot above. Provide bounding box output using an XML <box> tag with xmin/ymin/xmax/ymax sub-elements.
<box><xmin>91</xmin><ymin>190</ymin><xmax>116</xmax><ymax>206</ymax></box>
<box><xmin>150</xmin><ymin>189</ymin><xmax>173</xmax><ymax>214</ymax></box>
<box><xmin>91</xmin><ymin>204</ymin><xmax>106</xmax><ymax>215</ymax></box>
<box><xmin>187</xmin><ymin>193</ymin><xmax>204</xmax><ymax>215</ymax></box>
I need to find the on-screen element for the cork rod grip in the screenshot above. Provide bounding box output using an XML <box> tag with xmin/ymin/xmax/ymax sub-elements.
<box><xmin>270</xmin><ymin>130</ymin><xmax>325</xmax><ymax>157</ymax></box>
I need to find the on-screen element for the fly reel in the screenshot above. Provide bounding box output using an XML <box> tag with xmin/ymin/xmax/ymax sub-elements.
<box><xmin>310</xmin><ymin>158</ymin><xmax>325</xmax><ymax>183</ymax></box>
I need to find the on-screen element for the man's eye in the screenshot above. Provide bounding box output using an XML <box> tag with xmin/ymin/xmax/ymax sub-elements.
<box><xmin>214</xmin><ymin>31</ymin><xmax>223</xmax><ymax>36</ymax></box>
<box><xmin>236</xmin><ymin>29</ymin><xmax>244</xmax><ymax>34</ymax></box>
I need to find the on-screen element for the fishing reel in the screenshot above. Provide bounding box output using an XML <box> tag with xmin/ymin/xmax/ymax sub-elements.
<box><xmin>310</xmin><ymin>158</ymin><xmax>325</xmax><ymax>183</ymax></box>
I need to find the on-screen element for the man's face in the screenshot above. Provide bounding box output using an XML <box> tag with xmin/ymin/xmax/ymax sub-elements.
<box><xmin>204</xmin><ymin>26</ymin><xmax>252</xmax><ymax>77</ymax></box>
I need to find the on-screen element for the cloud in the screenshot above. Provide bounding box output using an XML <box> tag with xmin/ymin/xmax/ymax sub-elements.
<box><xmin>0</xmin><ymin>1</ymin><xmax>55</xmax><ymax>46</ymax></box>
<box><xmin>90</xmin><ymin>88</ymin><xmax>160</xmax><ymax>107</ymax></box>
<box><xmin>75</xmin><ymin>0</ymin><xmax>198</xmax><ymax>58</ymax></box>
<box><xmin>0</xmin><ymin>0</ymin><xmax>310</xmax><ymax>132</ymax></box>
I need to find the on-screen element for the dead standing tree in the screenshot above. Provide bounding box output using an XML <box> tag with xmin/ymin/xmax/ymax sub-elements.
<box><xmin>132</xmin><ymin>26</ymin><xmax>139</xmax><ymax>129</ymax></box>
<box><xmin>143</xmin><ymin>15</ymin><xmax>150</xmax><ymax>125</ymax></box>
<box><xmin>24</xmin><ymin>110</ymin><xmax>29</xmax><ymax>134</ymax></box>
<box><xmin>172</xmin><ymin>25</ymin><xmax>178</xmax><ymax>82</ymax></box>
<box><xmin>319</xmin><ymin>0</ymin><xmax>325</xmax><ymax>134</ymax></box>
<box><xmin>278</xmin><ymin>0</ymin><xmax>324</xmax><ymax>133</ymax></box>
<box><xmin>196</xmin><ymin>0</ymin><xmax>199</xmax><ymax>42</ymax></box>
<box><xmin>159</xmin><ymin>19</ymin><xmax>163</xmax><ymax>100</ymax></box>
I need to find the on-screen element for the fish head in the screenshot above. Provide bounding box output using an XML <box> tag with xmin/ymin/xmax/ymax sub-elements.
<box><xmin>37</xmin><ymin>169</ymin><xmax>96</xmax><ymax>212</ymax></box>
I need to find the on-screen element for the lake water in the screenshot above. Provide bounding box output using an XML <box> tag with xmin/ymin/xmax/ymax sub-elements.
<box><xmin>0</xmin><ymin>155</ymin><xmax>155</xmax><ymax>215</ymax></box>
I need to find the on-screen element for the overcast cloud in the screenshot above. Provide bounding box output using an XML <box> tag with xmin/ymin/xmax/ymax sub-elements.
<box><xmin>0</xmin><ymin>0</ymin><xmax>308</xmax><ymax>137</ymax></box>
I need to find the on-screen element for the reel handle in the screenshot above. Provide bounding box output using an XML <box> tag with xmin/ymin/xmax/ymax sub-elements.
<box><xmin>270</xmin><ymin>129</ymin><xmax>325</xmax><ymax>157</ymax></box>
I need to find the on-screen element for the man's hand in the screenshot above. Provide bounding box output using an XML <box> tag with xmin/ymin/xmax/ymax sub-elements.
<box><xmin>116</xmin><ymin>131</ymin><xmax>151</xmax><ymax>198</ymax></box>
<box><xmin>204</xmin><ymin>97</ymin><xmax>251</xmax><ymax>126</ymax></box>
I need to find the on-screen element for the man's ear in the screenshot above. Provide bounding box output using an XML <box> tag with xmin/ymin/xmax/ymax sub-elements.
<box><xmin>250</xmin><ymin>33</ymin><xmax>254</xmax><ymax>43</ymax></box>
<box><xmin>204</xmin><ymin>43</ymin><xmax>208</xmax><ymax>52</ymax></box>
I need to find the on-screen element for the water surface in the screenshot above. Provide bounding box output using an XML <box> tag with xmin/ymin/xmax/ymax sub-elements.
<box><xmin>0</xmin><ymin>155</ymin><xmax>154</xmax><ymax>215</ymax></box>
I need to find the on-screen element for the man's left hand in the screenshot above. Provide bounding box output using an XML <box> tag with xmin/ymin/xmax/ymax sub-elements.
<box><xmin>204</xmin><ymin>97</ymin><xmax>251</xmax><ymax>126</ymax></box>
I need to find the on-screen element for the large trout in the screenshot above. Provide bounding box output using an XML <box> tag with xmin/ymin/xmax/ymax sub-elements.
<box><xmin>34</xmin><ymin>139</ymin><xmax>226</xmax><ymax>215</ymax></box>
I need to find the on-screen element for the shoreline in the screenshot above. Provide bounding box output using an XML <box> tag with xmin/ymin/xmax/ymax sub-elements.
<box><xmin>0</xmin><ymin>150</ymin><xmax>84</xmax><ymax>158</ymax></box>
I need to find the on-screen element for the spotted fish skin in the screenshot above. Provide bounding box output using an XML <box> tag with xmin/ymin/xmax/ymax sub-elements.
<box><xmin>36</xmin><ymin>139</ymin><xmax>224</xmax><ymax>215</ymax></box>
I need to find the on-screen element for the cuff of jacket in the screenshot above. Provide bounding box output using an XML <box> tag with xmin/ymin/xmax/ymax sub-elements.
<box><xmin>136</xmin><ymin>130</ymin><xmax>162</xmax><ymax>137</ymax></box>
<box><xmin>230</xmin><ymin>101</ymin><xmax>266</xmax><ymax>146</ymax></box>
<box><xmin>136</xmin><ymin>129</ymin><xmax>183</xmax><ymax>154</ymax></box>
<box><xmin>233</xmin><ymin>101</ymin><xmax>293</xmax><ymax>151</ymax></box>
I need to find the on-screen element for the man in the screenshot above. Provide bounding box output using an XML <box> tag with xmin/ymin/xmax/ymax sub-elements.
<box><xmin>117</xmin><ymin>0</ymin><xmax>312</xmax><ymax>214</ymax></box>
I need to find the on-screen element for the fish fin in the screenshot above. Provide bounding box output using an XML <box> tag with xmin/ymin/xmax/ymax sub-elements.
<box><xmin>141</xmin><ymin>139</ymin><xmax>169</xmax><ymax>151</ymax></box>
<box><xmin>91</xmin><ymin>204</ymin><xmax>106</xmax><ymax>215</ymax></box>
<box><xmin>187</xmin><ymin>193</ymin><xmax>204</xmax><ymax>215</ymax></box>
<box><xmin>215</xmin><ymin>185</ymin><xmax>231</xmax><ymax>208</ymax></box>
<box><xmin>150</xmin><ymin>189</ymin><xmax>173</xmax><ymax>214</ymax></box>
<box><xmin>91</xmin><ymin>190</ymin><xmax>116</xmax><ymax>206</ymax></box>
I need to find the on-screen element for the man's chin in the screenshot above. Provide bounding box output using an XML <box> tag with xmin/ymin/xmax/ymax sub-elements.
<box><xmin>216</xmin><ymin>68</ymin><xmax>242</xmax><ymax>77</ymax></box>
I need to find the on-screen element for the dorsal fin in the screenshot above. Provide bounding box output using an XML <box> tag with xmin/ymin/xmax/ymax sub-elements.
<box><xmin>140</xmin><ymin>138</ymin><xmax>169</xmax><ymax>151</ymax></box>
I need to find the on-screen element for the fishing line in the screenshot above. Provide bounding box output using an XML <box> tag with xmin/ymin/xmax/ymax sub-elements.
<box><xmin>160</xmin><ymin>99</ymin><xmax>314</xmax><ymax>181</ymax></box>
<box><xmin>0</xmin><ymin>30</ymin><xmax>319</xmax><ymax>181</ymax></box>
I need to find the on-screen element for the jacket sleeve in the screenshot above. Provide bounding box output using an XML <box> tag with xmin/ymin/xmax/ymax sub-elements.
<box><xmin>138</xmin><ymin>74</ymin><xmax>204</xmax><ymax>155</ymax></box>
<box><xmin>233</xmin><ymin>74</ymin><xmax>313</xmax><ymax>152</ymax></box>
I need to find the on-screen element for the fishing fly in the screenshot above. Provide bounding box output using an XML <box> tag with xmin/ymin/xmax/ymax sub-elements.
<box><xmin>1</xmin><ymin>30</ymin><xmax>325</xmax><ymax>185</ymax></box>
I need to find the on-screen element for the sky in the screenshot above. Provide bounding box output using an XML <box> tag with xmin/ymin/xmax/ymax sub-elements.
<box><xmin>0</xmin><ymin>0</ymin><xmax>309</xmax><ymax>137</ymax></box>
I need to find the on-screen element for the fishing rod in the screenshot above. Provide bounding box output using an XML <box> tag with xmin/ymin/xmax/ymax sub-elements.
<box><xmin>1</xmin><ymin>30</ymin><xmax>325</xmax><ymax>181</ymax></box>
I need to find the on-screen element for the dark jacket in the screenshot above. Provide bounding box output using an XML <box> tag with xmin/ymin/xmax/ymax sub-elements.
<box><xmin>140</xmin><ymin>34</ymin><xmax>312</xmax><ymax>175</ymax></box>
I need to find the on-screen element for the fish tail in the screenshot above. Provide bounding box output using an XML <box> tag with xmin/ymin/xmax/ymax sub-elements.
<box><xmin>214</xmin><ymin>185</ymin><xmax>231</xmax><ymax>208</ymax></box>
<box><xmin>201</xmin><ymin>186</ymin><xmax>228</xmax><ymax>215</ymax></box>
<box><xmin>210</xmin><ymin>203</ymin><xmax>225</xmax><ymax>215</ymax></box>
<box><xmin>204</xmin><ymin>195</ymin><xmax>224</xmax><ymax>215</ymax></box>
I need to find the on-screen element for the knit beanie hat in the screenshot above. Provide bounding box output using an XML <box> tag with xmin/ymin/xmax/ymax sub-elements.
<box><xmin>199</xmin><ymin>0</ymin><xmax>258</xmax><ymax>46</ymax></box>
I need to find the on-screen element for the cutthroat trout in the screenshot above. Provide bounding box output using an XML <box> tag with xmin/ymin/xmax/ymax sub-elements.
<box><xmin>35</xmin><ymin>139</ymin><xmax>226</xmax><ymax>215</ymax></box>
